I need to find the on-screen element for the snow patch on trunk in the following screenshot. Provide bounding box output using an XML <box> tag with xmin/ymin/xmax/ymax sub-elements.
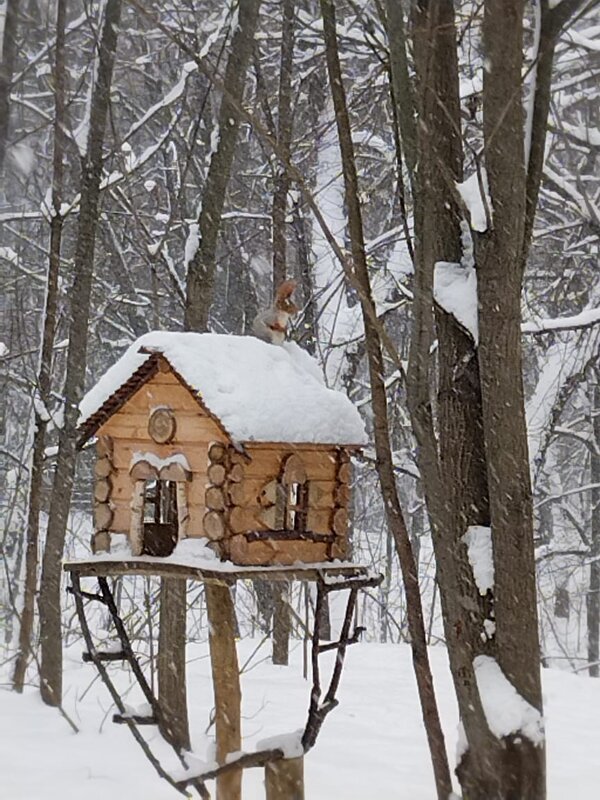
<box><xmin>433</xmin><ymin>261</ymin><xmax>478</xmax><ymax>343</ymax></box>
<box><xmin>462</xmin><ymin>525</ymin><xmax>494</xmax><ymax>594</ymax></box>
<box><xmin>456</xmin><ymin>170</ymin><xmax>492</xmax><ymax>232</ymax></box>
<box><xmin>474</xmin><ymin>655</ymin><xmax>545</xmax><ymax>745</ymax></box>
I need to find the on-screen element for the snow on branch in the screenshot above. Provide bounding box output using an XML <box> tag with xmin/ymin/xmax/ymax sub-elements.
<box><xmin>522</xmin><ymin>307</ymin><xmax>600</xmax><ymax>334</ymax></box>
<box><xmin>474</xmin><ymin>656</ymin><xmax>545</xmax><ymax>746</ymax></box>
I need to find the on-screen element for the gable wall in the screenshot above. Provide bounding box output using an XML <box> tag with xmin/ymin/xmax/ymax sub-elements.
<box><xmin>96</xmin><ymin>368</ymin><xmax>227</xmax><ymax>537</ymax></box>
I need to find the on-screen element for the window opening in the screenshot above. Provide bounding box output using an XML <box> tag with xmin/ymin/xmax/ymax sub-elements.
<box><xmin>285</xmin><ymin>481</ymin><xmax>308</xmax><ymax>533</ymax></box>
<box><xmin>142</xmin><ymin>479</ymin><xmax>178</xmax><ymax>556</ymax></box>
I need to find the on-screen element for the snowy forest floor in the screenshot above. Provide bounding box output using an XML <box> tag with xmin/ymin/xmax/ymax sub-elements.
<box><xmin>2</xmin><ymin>640</ymin><xmax>599</xmax><ymax>799</ymax></box>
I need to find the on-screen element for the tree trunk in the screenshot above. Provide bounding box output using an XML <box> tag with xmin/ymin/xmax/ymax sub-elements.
<box><xmin>271</xmin><ymin>0</ymin><xmax>295</xmax><ymax>290</ymax></box>
<box><xmin>158</xmin><ymin>578</ymin><xmax>190</xmax><ymax>750</ymax></box>
<box><xmin>405</xmin><ymin>4</ymin><xmax>504</xmax><ymax>795</ymax></box>
<box><xmin>475</xmin><ymin>1</ymin><xmax>545</xmax><ymax>794</ymax></box>
<box><xmin>184</xmin><ymin>0</ymin><xmax>262</xmax><ymax>331</ymax></box>
<box><xmin>272</xmin><ymin>583</ymin><xmax>290</xmax><ymax>666</ymax></box>
<box><xmin>205</xmin><ymin>584</ymin><xmax>242</xmax><ymax>800</ymax></box>
<box><xmin>12</xmin><ymin>0</ymin><xmax>67</xmax><ymax>694</ymax></box>
<box><xmin>319</xmin><ymin>2</ymin><xmax>452</xmax><ymax>797</ymax></box>
<box><xmin>587</xmin><ymin>374</ymin><xmax>600</xmax><ymax>676</ymax></box>
<box><xmin>38</xmin><ymin>0</ymin><xmax>123</xmax><ymax>707</ymax></box>
<box><xmin>0</xmin><ymin>0</ymin><xmax>19</xmax><ymax>175</ymax></box>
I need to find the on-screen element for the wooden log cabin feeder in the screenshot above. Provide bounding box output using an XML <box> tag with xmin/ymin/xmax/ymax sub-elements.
<box><xmin>76</xmin><ymin>331</ymin><xmax>367</xmax><ymax>569</ymax></box>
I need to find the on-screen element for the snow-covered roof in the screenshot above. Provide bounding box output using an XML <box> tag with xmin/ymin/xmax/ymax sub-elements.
<box><xmin>79</xmin><ymin>332</ymin><xmax>367</xmax><ymax>446</ymax></box>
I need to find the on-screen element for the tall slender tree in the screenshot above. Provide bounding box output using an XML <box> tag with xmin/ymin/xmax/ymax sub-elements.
<box><xmin>38</xmin><ymin>0</ymin><xmax>123</xmax><ymax>706</ymax></box>
<box><xmin>13</xmin><ymin>0</ymin><xmax>67</xmax><ymax>693</ymax></box>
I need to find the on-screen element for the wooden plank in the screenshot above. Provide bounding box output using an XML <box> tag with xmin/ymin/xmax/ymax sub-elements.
<box><xmin>243</xmin><ymin>448</ymin><xmax>338</xmax><ymax>481</ymax></box>
<box><xmin>111</xmin><ymin>440</ymin><xmax>208</xmax><ymax>473</ymax></box>
<box><xmin>229</xmin><ymin>506</ymin><xmax>265</xmax><ymax>534</ymax></box>
<box><xmin>63</xmin><ymin>559</ymin><xmax>371</xmax><ymax>583</ymax></box>
<box><xmin>229</xmin><ymin>536</ymin><xmax>329</xmax><ymax>566</ymax></box>
<box><xmin>229</xmin><ymin>505</ymin><xmax>332</xmax><ymax>534</ymax></box>
<box><xmin>100</xmin><ymin>413</ymin><xmax>222</xmax><ymax>443</ymax></box>
<box><xmin>116</xmin><ymin>380</ymin><xmax>204</xmax><ymax>412</ymax></box>
<box><xmin>227</xmin><ymin>478</ymin><xmax>335</xmax><ymax>509</ymax></box>
<box><xmin>110</xmin><ymin>469</ymin><xmax>134</xmax><ymax>503</ymax></box>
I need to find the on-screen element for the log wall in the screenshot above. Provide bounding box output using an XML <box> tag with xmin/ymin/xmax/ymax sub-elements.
<box><xmin>89</xmin><ymin>367</ymin><xmax>353</xmax><ymax>564</ymax></box>
<box><xmin>95</xmin><ymin>368</ymin><xmax>226</xmax><ymax>541</ymax></box>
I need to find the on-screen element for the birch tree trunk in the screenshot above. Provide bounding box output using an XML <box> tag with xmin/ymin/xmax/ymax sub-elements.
<box><xmin>13</xmin><ymin>0</ymin><xmax>67</xmax><ymax>693</ymax></box>
<box><xmin>38</xmin><ymin>0</ymin><xmax>123</xmax><ymax>707</ymax></box>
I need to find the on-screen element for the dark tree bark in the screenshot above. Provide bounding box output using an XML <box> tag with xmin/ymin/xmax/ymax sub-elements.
<box><xmin>184</xmin><ymin>0</ymin><xmax>262</xmax><ymax>332</ymax></box>
<box><xmin>271</xmin><ymin>0</ymin><xmax>295</xmax><ymax>290</ymax></box>
<box><xmin>269</xmin><ymin>0</ymin><xmax>296</xmax><ymax>664</ymax></box>
<box><xmin>319</xmin><ymin>2</ymin><xmax>452</xmax><ymax>797</ymax></box>
<box><xmin>474</xmin><ymin>0</ymin><xmax>544</xmax><ymax>794</ymax></box>
<box><xmin>587</xmin><ymin>373</ymin><xmax>600</xmax><ymax>676</ymax></box>
<box><xmin>38</xmin><ymin>0</ymin><xmax>123</xmax><ymax>707</ymax></box>
<box><xmin>406</xmin><ymin>4</ymin><xmax>503</xmax><ymax>796</ymax></box>
<box><xmin>0</xmin><ymin>0</ymin><xmax>19</xmax><ymax>174</ymax></box>
<box><xmin>272</xmin><ymin>583</ymin><xmax>290</xmax><ymax>666</ymax></box>
<box><xmin>382</xmin><ymin>0</ymin><xmax>416</xmax><ymax>189</ymax></box>
<box><xmin>12</xmin><ymin>0</ymin><xmax>67</xmax><ymax>693</ymax></box>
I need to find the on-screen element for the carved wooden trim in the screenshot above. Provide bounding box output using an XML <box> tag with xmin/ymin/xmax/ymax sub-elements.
<box><xmin>130</xmin><ymin>479</ymin><xmax>145</xmax><ymax>556</ymax></box>
<box><xmin>282</xmin><ymin>453</ymin><xmax>307</xmax><ymax>485</ymax></box>
<box><xmin>130</xmin><ymin>460</ymin><xmax>159</xmax><ymax>481</ymax></box>
<box><xmin>176</xmin><ymin>482</ymin><xmax>190</xmax><ymax>538</ymax></box>
<box><xmin>244</xmin><ymin>530</ymin><xmax>335</xmax><ymax>544</ymax></box>
<box><xmin>159</xmin><ymin>462</ymin><xmax>191</xmax><ymax>482</ymax></box>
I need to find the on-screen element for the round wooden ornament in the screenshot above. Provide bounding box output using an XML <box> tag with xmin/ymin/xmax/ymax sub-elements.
<box><xmin>148</xmin><ymin>407</ymin><xmax>176</xmax><ymax>443</ymax></box>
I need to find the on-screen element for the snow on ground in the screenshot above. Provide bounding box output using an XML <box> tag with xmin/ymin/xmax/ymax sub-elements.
<box><xmin>2</xmin><ymin>640</ymin><xmax>600</xmax><ymax>799</ymax></box>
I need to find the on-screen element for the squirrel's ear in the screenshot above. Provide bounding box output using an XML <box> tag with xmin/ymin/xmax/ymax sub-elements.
<box><xmin>276</xmin><ymin>279</ymin><xmax>297</xmax><ymax>300</ymax></box>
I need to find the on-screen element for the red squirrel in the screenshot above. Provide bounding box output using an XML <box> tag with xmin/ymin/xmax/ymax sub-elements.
<box><xmin>252</xmin><ymin>279</ymin><xmax>299</xmax><ymax>345</ymax></box>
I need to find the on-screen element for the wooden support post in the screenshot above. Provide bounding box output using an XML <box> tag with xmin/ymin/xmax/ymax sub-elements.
<box><xmin>205</xmin><ymin>583</ymin><xmax>242</xmax><ymax>800</ymax></box>
<box><xmin>265</xmin><ymin>756</ymin><xmax>304</xmax><ymax>800</ymax></box>
<box><xmin>158</xmin><ymin>578</ymin><xmax>190</xmax><ymax>751</ymax></box>
<box><xmin>272</xmin><ymin>582</ymin><xmax>290</xmax><ymax>666</ymax></box>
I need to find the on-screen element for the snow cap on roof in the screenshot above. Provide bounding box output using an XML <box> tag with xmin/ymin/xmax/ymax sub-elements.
<box><xmin>79</xmin><ymin>331</ymin><xmax>367</xmax><ymax>446</ymax></box>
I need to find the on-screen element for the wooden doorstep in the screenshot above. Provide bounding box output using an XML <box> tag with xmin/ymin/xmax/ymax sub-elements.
<box><xmin>63</xmin><ymin>559</ymin><xmax>370</xmax><ymax>585</ymax></box>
